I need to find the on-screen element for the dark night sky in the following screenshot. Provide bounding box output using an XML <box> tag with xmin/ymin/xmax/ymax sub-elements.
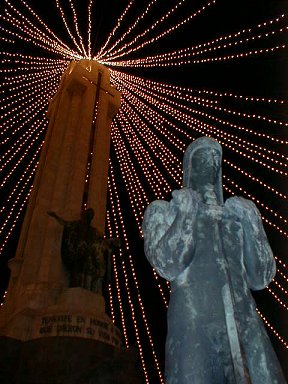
<box><xmin>0</xmin><ymin>0</ymin><xmax>287</xmax><ymax>381</ymax></box>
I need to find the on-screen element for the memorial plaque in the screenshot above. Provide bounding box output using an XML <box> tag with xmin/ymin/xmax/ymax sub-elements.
<box><xmin>33</xmin><ymin>312</ymin><xmax>122</xmax><ymax>348</ymax></box>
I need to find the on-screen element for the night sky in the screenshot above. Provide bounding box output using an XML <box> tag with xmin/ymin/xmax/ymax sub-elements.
<box><xmin>0</xmin><ymin>0</ymin><xmax>287</xmax><ymax>381</ymax></box>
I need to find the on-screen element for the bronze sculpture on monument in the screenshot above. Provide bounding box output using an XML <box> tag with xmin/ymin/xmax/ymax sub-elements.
<box><xmin>48</xmin><ymin>208</ymin><xmax>120</xmax><ymax>293</ymax></box>
<box><xmin>0</xmin><ymin>60</ymin><xmax>142</xmax><ymax>383</ymax></box>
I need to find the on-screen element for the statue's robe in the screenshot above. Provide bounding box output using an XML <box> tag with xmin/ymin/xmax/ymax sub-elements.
<box><xmin>143</xmin><ymin>136</ymin><xmax>286</xmax><ymax>384</ymax></box>
<box><xmin>143</xmin><ymin>193</ymin><xmax>285</xmax><ymax>384</ymax></box>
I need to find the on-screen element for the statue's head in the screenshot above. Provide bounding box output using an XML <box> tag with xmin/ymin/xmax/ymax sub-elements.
<box><xmin>183</xmin><ymin>136</ymin><xmax>223</xmax><ymax>204</ymax></box>
<box><xmin>83</xmin><ymin>208</ymin><xmax>94</xmax><ymax>224</ymax></box>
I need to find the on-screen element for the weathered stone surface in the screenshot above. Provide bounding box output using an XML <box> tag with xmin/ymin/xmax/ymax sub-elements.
<box><xmin>142</xmin><ymin>136</ymin><xmax>286</xmax><ymax>384</ymax></box>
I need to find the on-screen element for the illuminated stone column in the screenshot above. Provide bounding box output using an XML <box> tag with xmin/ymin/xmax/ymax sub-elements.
<box><xmin>87</xmin><ymin>66</ymin><xmax>121</xmax><ymax>234</ymax></box>
<box><xmin>0</xmin><ymin>60</ymin><xmax>120</xmax><ymax>340</ymax></box>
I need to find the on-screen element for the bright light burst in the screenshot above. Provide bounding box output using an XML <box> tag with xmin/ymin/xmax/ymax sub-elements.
<box><xmin>0</xmin><ymin>0</ymin><xmax>287</xmax><ymax>381</ymax></box>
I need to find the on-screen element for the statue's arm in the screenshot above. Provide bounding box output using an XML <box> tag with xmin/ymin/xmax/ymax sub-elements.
<box><xmin>226</xmin><ymin>197</ymin><xmax>276</xmax><ymax>290</ymax></box>
<box><xmin>142</xmin><ymin>189</ymin><xmax>198</xmax><ymax>281</ymax></box>
<box><xmin>157</xmin><ymin>214</ymin><xmax>195</xmax><ymax>281</ymax></box>
<box><xmin>47</xmin><ymin>211</ymin><xmax>66</xmax><ymax>226</ymax></box>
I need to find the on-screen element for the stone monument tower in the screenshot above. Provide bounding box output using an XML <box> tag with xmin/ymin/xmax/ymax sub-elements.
<box><xmin>0</xmin><ymin>60</ymin><xmax>141</xmax><ymax>383</ymax></box>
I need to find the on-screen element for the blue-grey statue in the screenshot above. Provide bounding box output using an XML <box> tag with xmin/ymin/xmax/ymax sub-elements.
<box><xmin>142</xmin><ymin>136</ymin><xmax>286</xmax><ymax>384</ymax></box>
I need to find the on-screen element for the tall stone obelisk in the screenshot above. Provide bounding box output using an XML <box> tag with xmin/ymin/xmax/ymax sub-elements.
<box><xmin>0</xmin><ymin>59</ymin><xmax>121</xmax><ymax>341</ymax></box>
<box><xmin>0</xmin><ymin>60</ymin><xmax>143</xmax><ymax>384</ymax></box>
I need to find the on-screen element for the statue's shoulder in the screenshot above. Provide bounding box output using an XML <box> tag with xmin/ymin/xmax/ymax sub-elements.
<box><xmin>143</xmin><ymin>200</ymin><xmax>169</xmax><ymax>219</ymax></box>
<box><xmin>225</xmin><ymin>196</ymin><xmax>260</xmax><ymax>219</ymax></box>
<box><xmin>142</xmin><ymin>199</ymin><xmax>169</xmax><ymax>235</ymax></box>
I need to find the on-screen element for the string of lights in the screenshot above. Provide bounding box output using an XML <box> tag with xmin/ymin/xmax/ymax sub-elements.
<box><xmin>95</xmin><ymin>0</ymin><xmax>135</xmax><ymax>59</ymax></box>
<box><xmin>109</xmin><ymin>86</ymin><xmax>288</xmax><ymax>283</ymax></box>
<box><xmin>190</xmin><ymin>89</ymin><xmax>287</xmax><ymax>105</ymax></box>
<box><xmin>68</xmin><ymin>0</ymin><xmax>87</xmax><ymax>57</ymax></box>
<box><xmin>2</xmin><ymin>7</ymin><xmax>74</xmax><ymax>58</ymax></box>
<box><xmin>111</xmin><ymin>78</ymin><xmax>286</xmax><ymax>208</ymax></box>
<box><xmin>272</xmin><ymin>279</ymin><xmax>288</xmax><ymax>298</ymax></box>
<box><xmin>111</xmin><ymin>116</ymin><xmax>170</xmax><ymax>307</ymax></box>
<box><xmin>2</xmin><ymin>0</ymin><xmax>80</xmax><ymax>59</ymax></box>
<box><xmin>110</xmin><ymin>84</ymin><xmax>288</xmax><ymax>342</ymax></box>
<box><xmin>0</xmin><ymin>187</ymin><xmax>32</xmax><ymax>255</ymax></box>
<box><xmin>18</xmin><ymin>0</ymin><xmax>80</xmax><ymax>55</ymax></box>
<box><xmin>277</xmin><ymin>269</ymin><xmax>288</xmax><ymax>285</ymax></box>
<box><xmin>112</xmin><ymin>92</ymin><xmax>288</xmax><ymax>345</ymax></box>
<box><xmin>46</xmin><ymin>0</ymin><xmax>82</xmax><ymax>55</ymax></box>
<box><xmin>116</xmin><ymin>105</ymin><xmax>179</xmax><ymax>300</ymax></box>
<box><xmin>257</xmin><ymin>309</ymin><xmax>288</xmax><ymax>349</ymax></box>
<box><xmin>0</xmin><ymin>117</ymin><xmax>46</xmax><ymax>173</ymax></box>
<box><xmin>104</xmin><ymin>44</ymin><xmax>286</xmax><ymax>67</ymax></box>
<box><xmin>112</xmin><ymin>74</ymin><xmax>288</xmax><ymax>188</ymax></box>
<box><xmin>108</xmin><ymin>164</ymin><xmax>149</xmax><ymax>383</ymax></box>
<box><xmin>118</xmin><ymin>89</ymin><xmax>287</xmax><ymax>260</ymax></box>
<box><xmin>112</xmin><ymin>72</ymin><xmax>288</xmax><ymax>163</ymax></box>
<box><xmin>109</xmin><ymin>161</ymin><xmax>164</xmax><ymax>383</ymax></box>
<box><xmin>104</xmin><ymin>14</ymin><xmax>287</xmax><ymax>62</ymax></box>
<box><xmin>96</xmin><ymin>0</ymin><xmax>158</xmax><ymax>59</ymax></box>
<box><xmin>87</xmin><ymin>0</ymin><xmax>94</xmax><ymax>59</ymax></box>
<box><xmin>276</xmin><ymin>256</ymin><xmax>287</xmax><ymax>270</ymax></box>
<box><xmin>1</xmin><ymin>154</ymin><xmax>39</xmax><ymax>211</ymax></box>
<box><xmin>120</xmin><ymin>72</ymin><xmax>288</xmax><ymax>129</ymax></box>
<box><xmin>100</xmin><ymin>0</ymin><xmax>217</xmax><ymax>61</ymax></box>
<box><xmin>106</xmin><ymin>188</ymin><xmax>130</xmax><ymax>347</ymax></box>
<box><xmin>113</xmin><ymin>93</ymin><xmax>288</xmax><ymax>326</ymax></box>
<box><xmin>112</xmin><ymin>73</ymin><xmax>288</xmax><ymax>146</ymax></box>
<box><xmin>102</xmin><ymin>0</ymin><xmax>188</xmax><ymax>60</ymax></box>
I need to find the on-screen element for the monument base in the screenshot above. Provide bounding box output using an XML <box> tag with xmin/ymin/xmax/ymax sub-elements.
<box><xmin>0</xmin><ymin>288</ymin><xmax>122</xmax><ymax>348</ymax></box>
<box><xmin>0</xmin><ymin>288</ymin><xmax>143</xmax><ymax>383</ymax></box>
<box><xmin>0</xmin><ymin>336</ymin><xmax>143</xmax><ymax>384</ymax></box>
